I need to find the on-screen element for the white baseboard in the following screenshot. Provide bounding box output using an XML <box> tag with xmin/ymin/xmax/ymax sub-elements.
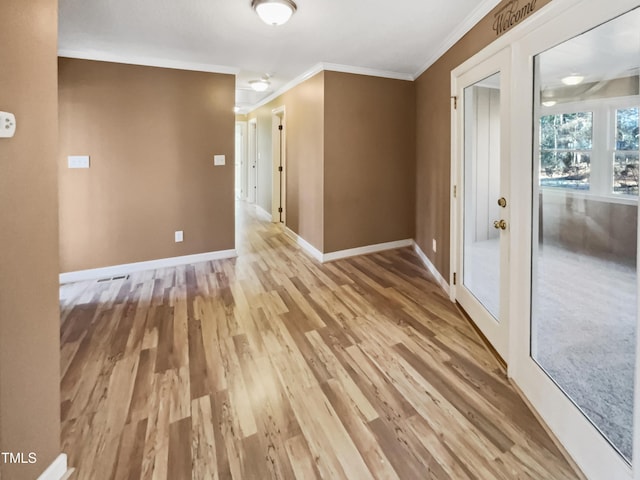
<box><xmin>323</xmin><ymin>239</ymin><xmax>414</xmax><ymax>262</ymax></box>
<box><xmin>37</xmin><ymin>454</ymin><xmax>68</xmax><ymax>480</ymax></box>
<box><xmin>255</xmin><ymin>204</ymin><xmax>272</xmax><ymax>222</ymax></box>
<box><xmin>284</xmin><ymin>227</ymin><xmax>323</xmax><ymax>262</ymax></box>
<box><xmin>413</xmin><ymin>241</ymin><xmax>450</xmax><ymax>294</ymax></box>
<box><xmin>59</xmin><ymin>249</ymin><xmax>237</xmax><ymax>284</ymax></box>
<box><xmin>283</xmin><ymin>230</ymin><xmax>413</xmax><ymax>264</ymax></box>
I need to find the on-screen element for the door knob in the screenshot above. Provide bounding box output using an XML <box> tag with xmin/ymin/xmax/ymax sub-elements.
<box><xmin>493</xmin><ymin>219</ymin><xmax>507</xmax><ymax>230</ymax></box>
<box><xmin>497</xmin><ymin>197</ymin><xmax>507</xmax><ymax>208</ymax></box>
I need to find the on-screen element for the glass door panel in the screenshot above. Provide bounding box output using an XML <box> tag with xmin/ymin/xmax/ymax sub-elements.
<box><xmin>463</xmin><ymin>73</ymin><xmax>502</xmax><ymax>320</ymax></box>
<box><xmin>531</xmin><ymin>7</ymin><xmax>640</xmax><ymax>463</ymax></box>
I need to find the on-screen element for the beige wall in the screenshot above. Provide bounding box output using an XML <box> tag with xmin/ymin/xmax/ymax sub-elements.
<box><xmin>415</xmin><ymin>0</ymin><xmax>553</xmax><ymax>279</ymax></box>
<box><xmin>58</xmin><ymin>59</ymin><xmax>235</xmax><ymax>272</ymax></box>
<box><xmin>324</xmin><ymin>72</ymin><xmax>415</xmax><ymax>252</ymax></box>
<box><xmin>0</xmin><ymin>0</ymin><xmax>61</xmax><ymax>478</ymax></box>
<box><xmin>249</xmin><ymin>71</ymin><xmax>415</xmax><ymax>254</ymax></box>
<box><xmin>249</xmin><ymin>72</ymin><xmax>325</xmax><ymax>250</ymax></box>
<box><xmin>282</xmin><ymin>73</ymin><xmax>326</xmax><ymax>250</ymax></box>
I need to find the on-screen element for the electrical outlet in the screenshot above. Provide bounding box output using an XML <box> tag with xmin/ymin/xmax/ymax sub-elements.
<box><xmin>175</xmin><ymin>231</ymin><xmax>183</xmax><ymax>243</ymax></box>
<box><xmin>432</xmin><ymin>239</ymin><xmax>437</xmax><ymax>253</ymax></box>
<box><xmin>0</xmin><ymin>111</ymin><xmax>16</xmax><ymax>138</ymax></box>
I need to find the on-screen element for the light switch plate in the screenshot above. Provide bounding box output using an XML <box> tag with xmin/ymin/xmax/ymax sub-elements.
<box><xmin>214</xmin><ymin>155</ymin><xmax>225</xmax><ymax>166</ymax></box>
<box><xmin>68</xmin><ymin>155</ymin><xmax>90</xmax><ymax>169</ymax></box>
<box><xmin>0</xmin><ymin>111</ymin><xmax>16</xmax><ymax>138</ymax></box>
<box><xmin>175</xmin><ymin>231</ymin><xmax>184</xmax><ymax>243</ymax></box>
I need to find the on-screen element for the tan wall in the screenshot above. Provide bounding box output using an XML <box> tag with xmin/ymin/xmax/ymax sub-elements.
<box><xmin>415</xmin><ymin>0</ymin><xmax>553</xmax><ymax>279</ymax></box>
<box><xmin>282</xmin><ymin>73</ymin><xmax>325</xmax><ymax>250</ymax></box>
<box><xmin>58</xmin><ymin>59</ymin><xmax>235</xmax><ymax>272</ymax></box>
<box><xmin>324</xmin><ymin>72</ymin><xmax>416</xmax><ymax>252</ymax></box>
<box><xmin>248</xmin><ymin>72</ymin><xmax>325</xmax><ymax>250</ymax></box>
<box><xmin>0</xmin><ymin>0</ymin><xmax>61</xmax><ymax>478</ymax></box>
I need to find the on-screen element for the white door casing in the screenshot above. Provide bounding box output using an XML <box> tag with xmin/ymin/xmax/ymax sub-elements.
<box><xmin>272</xmin><ymin>106</ymin><xmax>286</xmax><ymax>223</ymax></box>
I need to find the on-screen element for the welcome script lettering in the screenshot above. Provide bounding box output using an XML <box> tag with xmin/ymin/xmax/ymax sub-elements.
<box><xmin>493</xmin><ymin>0</ymin><xmax>537</xmax><ymax>36</ymax></box>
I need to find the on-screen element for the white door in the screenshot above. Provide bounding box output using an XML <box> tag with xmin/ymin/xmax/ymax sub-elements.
<box><xmin>452</xmin><ymin>48</ymin><xmax>511</xmax><ymax>362</ymax></box>
<box><xmin>234</xmin><ymin>124</ymin><xmax>242</xmax><ymax>198</ymax></box>
<box><xmin>248</xmin><ymin>120</ymin><xmax>257</xmax><ymax>204</ymax></box>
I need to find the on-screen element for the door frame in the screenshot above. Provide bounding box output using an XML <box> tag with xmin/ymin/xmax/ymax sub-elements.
<box><xmin>235</xmin><ymin>121</ymin><xmax>247</xmax><ymax>200</ymax></box>
<box><xmin>451</xmin><ymin>47</ymin><xmax>511</xmax><ymax>363</ymax></box>
<box><xmin>449</xmin><ymin>0</ymin><xmax>640</xmax><ymax>478</ymax></box>
<box><xmin>272</xmin><ymin>106</ymin><xmax>286</xmax><ymax>223</ymax></box>
<box><xmin>248</xmin><ymin>118</ymin><xmax>258</xmax><ymax>204</ymax></box>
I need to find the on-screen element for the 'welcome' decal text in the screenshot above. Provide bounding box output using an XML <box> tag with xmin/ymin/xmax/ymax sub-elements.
<box><xmin>493</xmin><ymin>0</ymin><xmax>537</xmax><ymax>36</ymax></box>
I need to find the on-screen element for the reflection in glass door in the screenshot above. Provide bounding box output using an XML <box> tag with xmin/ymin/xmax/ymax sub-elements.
<box><xmin>463</xmin><ymin>73</ymin><xmax>502</xmax><ymax>321</ymax></box>
<box><xmin>531</xmin><ymin>7</ymin><xmax>639</xmax><ymax>463</ymax></box>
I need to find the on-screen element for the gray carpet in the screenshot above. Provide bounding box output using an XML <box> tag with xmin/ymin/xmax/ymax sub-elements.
<box><xmin>465</xmin><ymin>239</ymin><xmax>636</xmax><ymax>462</ymax></box>
<box><xmin>533</xmin><ymin>243</ymin><xmax>636</xmax><ymax>462</ymax></box>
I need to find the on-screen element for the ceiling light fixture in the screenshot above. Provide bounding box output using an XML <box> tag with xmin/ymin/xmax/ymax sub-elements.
<box><xmin>542</xmin><ymin>100</ymin><xmax>557</xmax><ymax>107</ymax></box>
<box><xmin>249</xmin><ymin>76</ymin><xmax>271</xmax><ymax>92</ymax></box>
<box><xmin>252</xmin><ymin>0</ymin><xmax>297</xmax><ymax>26</ymax></box>
<box><xmin>233</xmin><ymin>106</ymin><xmax>240</xmax><ymax>113</ymax></box>
<box><xmin>561</xmin><ymin>75</ymin><xmax>584</xmax><ymax>86</ymax></box>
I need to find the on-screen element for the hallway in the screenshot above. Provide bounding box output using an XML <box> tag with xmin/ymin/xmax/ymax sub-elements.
<box><xmin>59</xmin><ymin>202</ymin><xmax>580</xmax><ymax>479</ymax></box>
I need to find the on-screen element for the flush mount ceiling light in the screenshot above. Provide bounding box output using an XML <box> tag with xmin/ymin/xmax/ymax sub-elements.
<box><xmin>561</xmin><ymin>75</ymin><xmax>584</xmax><ymax>86</ymax></box>
<box><xmin>542</xmin><ymin>100</ymin><xmax>557</xmax><ymax>107</ymax></box>
<box><xmin>252</xmin><ymin>0</ymin><xmax>297</xmax><ymax>26</ymax></box>
<box><xmin>249</xmin><ymin>78</ymin><xmax>271</xmax><ymax>92</ymax></box>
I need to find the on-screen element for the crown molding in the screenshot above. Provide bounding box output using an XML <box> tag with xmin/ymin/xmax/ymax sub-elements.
<box><xmin>57</xmin><ymin>49</ymin><xmax>239</xmax><ymax>75</ymax></box>
<box><xmin>246</xmin><ymin>62</ymin><xmax>412</xmax><ymax>113</ymax></box>
<box><xmin>413</xmin><ymin>0</ymin><xmax>503</xmax><ymax>80</ymax></box>
<box><xmin>246</xmin><ymin>63</ymin><xmax>325</xmax><ymax>113</ymax></box>
<box><xmin>320</xmin><ymin>63</ymin><xmax>413</xmax><ymax>81</ymax></box>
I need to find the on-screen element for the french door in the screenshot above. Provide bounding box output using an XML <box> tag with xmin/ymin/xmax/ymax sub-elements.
<box><xmin>451</xmin><ymin>2</ymin><xmax>639</xmax><ymax>479</ymax></box>
<box><xmin>452</xmin><ymin>48</ymin><xmax>511</xmax><ymax>362</ymax></box>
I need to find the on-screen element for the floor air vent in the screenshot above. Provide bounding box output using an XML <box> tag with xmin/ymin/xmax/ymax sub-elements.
<box><xmin>97</xmin><ymin>274</ymin><xmax>130</xmax><ymax>283</ymax></box>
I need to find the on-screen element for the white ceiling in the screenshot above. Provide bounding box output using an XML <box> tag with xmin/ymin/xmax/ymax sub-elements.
<box><xmin>538</xmin><ymin>7</ymin><xmax>640</xmax><ymax>89</ymax></box>
<box><xmin>58</xmin><ymin>0</ymin><xmax>502</xmax><ymax>112</ymax></box>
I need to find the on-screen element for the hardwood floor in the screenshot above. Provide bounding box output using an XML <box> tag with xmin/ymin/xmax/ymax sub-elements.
<box><xmin>60</xmin><ymin>203</ymin><xmax>581</xmax><ymax>480</ymax></box>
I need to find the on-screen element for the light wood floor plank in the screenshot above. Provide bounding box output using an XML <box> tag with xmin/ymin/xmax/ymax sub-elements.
<box><xmin>59</xmin><ymin>202</ymin><xmax>583</xmax><ymax>479</ymax></box>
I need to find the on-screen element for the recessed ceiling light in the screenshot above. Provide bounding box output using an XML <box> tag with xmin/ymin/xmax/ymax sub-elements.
<box><xmin>249</xmin><ymin>79</ymin><xmax>270</xmax><ymax>92</ymax></box>
<box><xmin>561</xmin><ymin>75</ymin><xmax>584</xmax><ymax>86</ymax></box>
<box><xmin>252</xmin><ymin>0</ymin><xmax>297</xmax><ymax>26</ymax></box>
<box><xmin>542</xmin><ymin>100</ymin><xmax>557</xmax><ymax>107</ymax></box>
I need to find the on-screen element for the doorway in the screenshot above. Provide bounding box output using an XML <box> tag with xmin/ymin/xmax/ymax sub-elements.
<box><xmin>235</xmin><ymin>121</ymin><xmax>247</xmax><ymax>199</ymax></box>
<box><xmin>248</xmin><ymin>118</ymin><xmax>257</xmax><ymax>204</ymax></box>
<box><xmin>272</xmin><ymin>106</ymin><xmax>286</xmax><ymax>223</ymax></box>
